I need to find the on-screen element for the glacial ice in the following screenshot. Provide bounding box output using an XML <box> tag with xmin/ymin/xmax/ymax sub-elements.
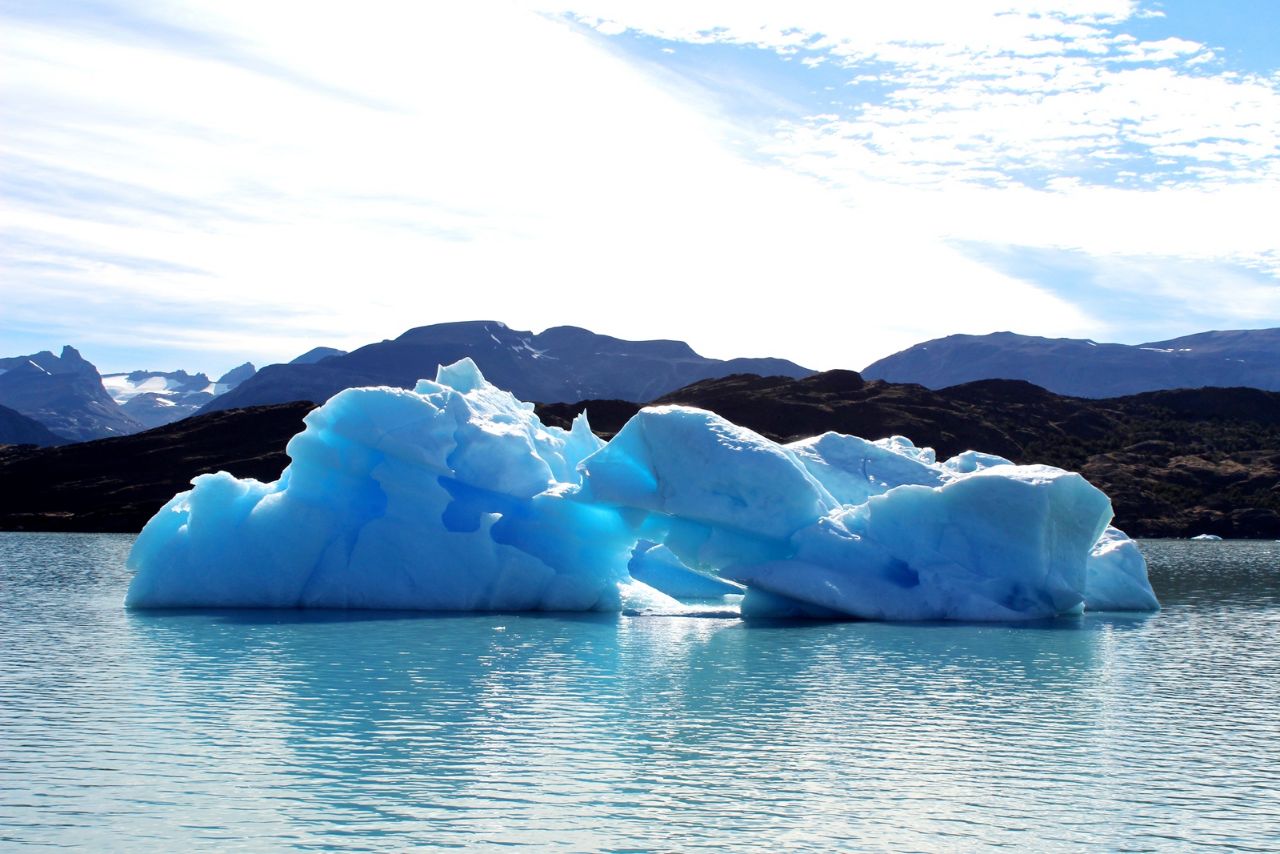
<box><xmin>628</xmin><ymin>542</ymin><xmax>744</xmax><ymax>599</ymax></box>
<box><xmin>1085</xmin><ymin>527</ymin><xmax>1161</xmax><ymax>612</ymax></box>
<box><xmin>126</xmin><ymin>358</ymin><xmax>1159</xmax><ymax>620</ymax></box>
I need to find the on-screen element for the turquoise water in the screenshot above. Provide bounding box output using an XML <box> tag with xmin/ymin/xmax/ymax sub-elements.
<box><xmin>1</xmin><ymin>534</ymin><xmax>1277</xmax><ymax>850</ymax></box>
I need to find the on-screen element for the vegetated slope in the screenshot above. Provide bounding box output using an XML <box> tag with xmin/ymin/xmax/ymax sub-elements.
<box><xmin>862</xmin><ymin>328</ymin><xmax>1280</xmax><ymax>397</ymax></box>
<box><xmin>0</xmin><ymin>402</ymin><xmax>314</xmax><ymax>532</ymax></box>
<box><xmin>203</xmin><ymin>320</ymin><xmax>813</xmax><ymax>413</ymax></box>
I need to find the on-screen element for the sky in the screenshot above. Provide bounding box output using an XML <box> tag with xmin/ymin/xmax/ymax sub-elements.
<box><xmin>1</xmin><ymin>0</ymin><xmax>1278</xmax><ymax>375</ymax></box>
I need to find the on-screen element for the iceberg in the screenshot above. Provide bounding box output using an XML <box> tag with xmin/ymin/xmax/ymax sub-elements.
<box><xmin>1084</xmin><ymin>527</ymin><xmax>1161</xmax><ymax>612</ymax></box>
<box><xmin>126</xmin><ymin>359</ymin><xmax>1158</xmax><ymax>620</ymax></box>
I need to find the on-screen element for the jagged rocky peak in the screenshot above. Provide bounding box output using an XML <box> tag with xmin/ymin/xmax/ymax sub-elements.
<box><xmin>0</xmin><ymin>345</ymin><xmax>142</xmax><ymax>442</ymax></box>
<box><xmin>106</xmin><ymin>369</ymin><xmax>213</xmax><ymax>392</ymax></box>
<box><xmin>0</xmin><ymin>346</ymin><xmax>99</xmax><ymax>377</ymax></box>
<box><xmin>101</xmin><ymin>362</ymin><xmax>257</xmax><ymax>432</ymax></box>
<box><xmin>57</xmin><ymin>345</ymin><xmax>96</xmax><ymax>373</ymax></box>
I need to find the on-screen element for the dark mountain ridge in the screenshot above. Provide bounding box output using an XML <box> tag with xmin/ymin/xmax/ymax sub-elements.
<box><xmin>0</xmin><ymin>402</ymin><xmax>313</xmax><ymax>532</ymax></box>
<box><xmin>290</xmin><ymin>347</ymin><xmax>346</xmax><ymax>365</ymax></box>
<box><xmin>214</xmin><ymin>362</ymin><xmax>257</xmax><ymax>391</ymax></box>
<box><xmin>204</xmin><ymin>321</ymin><xmax>813</xmax><ymax>413</ymax></box>
<box><xmin>0</xmin><ymin>404</ymin><xmax>66</xmax><ymax>447</ymax></box>
<box><xmin>863</xmin><ymin>328</ymin><xmax>1280</xmax><ymax>398</ymax></box>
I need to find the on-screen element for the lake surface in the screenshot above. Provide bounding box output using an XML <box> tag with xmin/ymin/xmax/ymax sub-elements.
<box><xmin>1</xmin><ymin>534</ymin><xmax>1277</xmax><ymax>850</ymax></box>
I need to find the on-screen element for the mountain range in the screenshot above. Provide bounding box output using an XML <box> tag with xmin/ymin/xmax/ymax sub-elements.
<box><xmin>863</xmin><ymin>329</ymin><xmax>1280</xmax><ymax>397</ymax></box>
<box><xmin>100</xmin><ymin>364</ymin><xmax>257</xmax><ymax>430</ymax></box>
<box><xmin>0</xmin><ymin>346</ymin><xmax>144</xmax><ymax>442</ymax></box>
<box><xmin>202</xmin><ymin>321</ymin><xmax>813</xmax><ymax>413</ymax></box>
<box><xmin>7</xmin><ymin>323</ymin><xmax>1280</xmax><ymax>446</ymax></box>
<box><xmin>0</xmin><ymin>323</ymin><xmax>808</xmax><ymax>444</ymax></box>
<box><xmin>0</xmin><ymin>346</ymin><xmax>259</xmax><ymax>441</ymax></box>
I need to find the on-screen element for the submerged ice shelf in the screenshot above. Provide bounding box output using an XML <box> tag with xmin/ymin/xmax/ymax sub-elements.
<box><xmin>126</xmin><ymin>359</ymin><xmax>1158</xmax><ymax>620</ymax></box>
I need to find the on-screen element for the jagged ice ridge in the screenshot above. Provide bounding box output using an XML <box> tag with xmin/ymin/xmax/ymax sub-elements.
<box><xmin>126</xmin><ymin>359</ymin><xmax>1159</xmax><ymax>620</ymax></box>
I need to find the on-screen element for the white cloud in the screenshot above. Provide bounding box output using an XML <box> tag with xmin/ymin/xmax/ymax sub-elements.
<box><xmin>548</xmin><ymin>0</ymin><xmax>1280</xmax><ymax>311</ymax></box>
<box><xmin>0</xmin><ymin>0</ymin><xmax>1275</xmax><ymax>377</ymax></box>
<box><xmin>555</xmin><ymin>1</ymin><xmax>1279</xmax><ymax>188</ymax></box>
<box><xmin>1</xmin><ymin>0</ymin><xmax>1107</xmax><ymax>373</ymax></box>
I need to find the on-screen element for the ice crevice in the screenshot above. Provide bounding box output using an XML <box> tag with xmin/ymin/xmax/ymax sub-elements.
<box><xmin>125</xmin><ymin>359</ymin><xmax>1159</xmax><ymax>620</ymax></box>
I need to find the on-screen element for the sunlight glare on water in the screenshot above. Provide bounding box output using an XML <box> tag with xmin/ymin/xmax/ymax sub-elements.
<box><xmin>1</xmin><ymin>534</ymin><xmax>1278</xmax><ymax>850</ymax></box>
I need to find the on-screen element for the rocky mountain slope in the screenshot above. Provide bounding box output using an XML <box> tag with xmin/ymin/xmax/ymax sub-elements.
<box><xmin>863</xmin><ymin>328</ymin><xmax>1280</xmax><ymax>397</ymax></box>
<box><xmin>0</xmin><ymin>346</ymin><xmax>143</xmax><ymax>441</ymax></box>
<box><xmin>0</xmin><ymin>404</ymin><xmax>66</xmax><ymax>447</ymax></box>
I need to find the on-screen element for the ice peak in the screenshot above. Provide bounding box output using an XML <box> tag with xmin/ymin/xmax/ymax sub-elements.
<box><xmin>569</xmin><ymin>410</ymin><xmax>594</xmax><ymax>440</ymax></box>
<box><xmin>435</xmin><ymin>357</ymin><xmax>486</xmax><ymax>393</ymax></box>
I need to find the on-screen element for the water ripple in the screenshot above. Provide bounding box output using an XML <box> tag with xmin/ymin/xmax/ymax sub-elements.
<box><xmin>1</xmin><ymin>535</ymin><xmax>1278</xmax><ymax>850</ymax></box>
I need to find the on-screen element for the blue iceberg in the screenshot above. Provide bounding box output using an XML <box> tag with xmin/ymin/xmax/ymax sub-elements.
<box><xmin>1085</xmin><ymin>527</ymin><xmax>1161</xmax><ymax>611</ymax></box>
<box><xmin>126</xmin><ymin>359</ymin><xmax>1158</xmax><ymax>620</ymax></box>
<box><xmin>628</xmin><ymin>542</ymin><xmax>744</xmax><ymax>599</ymax></box>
